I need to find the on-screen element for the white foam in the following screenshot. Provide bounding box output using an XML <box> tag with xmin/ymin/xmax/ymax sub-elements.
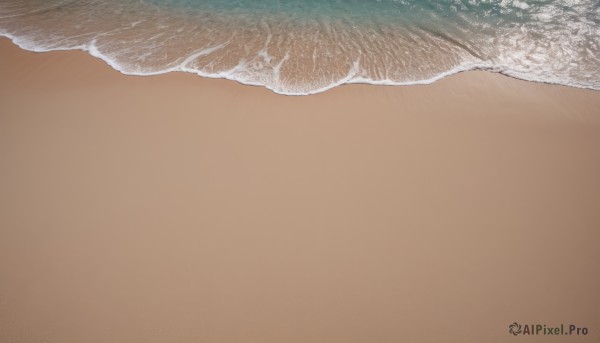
<box><xmin>512</xmin><ymin>0</ymin><xmax>529</xmax><ymax>10</ymax></box>
<box><xmin>2</xmin><ymin>27</ymin><xmax>598</xmax><ymax>96</ymax></box>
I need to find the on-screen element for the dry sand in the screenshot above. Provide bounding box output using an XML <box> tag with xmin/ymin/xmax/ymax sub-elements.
<box><xmin>1</xmin><ymin>37</ymin><xmax>599</xmax><ymax>342</ymax></box>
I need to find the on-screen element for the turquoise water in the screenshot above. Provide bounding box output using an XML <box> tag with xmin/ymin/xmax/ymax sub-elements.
<box><xmin>1</xmin><ymin>0</ymin><xmax>598</xmax><ymax>94</ymax></box>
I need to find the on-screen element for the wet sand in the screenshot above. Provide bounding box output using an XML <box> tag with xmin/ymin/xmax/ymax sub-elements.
<box><xmin>1</xmin><ymin>37</ymin><xmax>599</xmax><ymax>342</ymax></box>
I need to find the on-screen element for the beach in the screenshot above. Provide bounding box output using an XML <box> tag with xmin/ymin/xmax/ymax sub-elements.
<box><xmin>1</xmin><ymin>36</ymin><xmax>600</xmax><ymax>342</ymax></box>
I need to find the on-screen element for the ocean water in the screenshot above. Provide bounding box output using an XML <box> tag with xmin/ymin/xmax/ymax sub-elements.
<box><xmin>1</xmin><ymin>0</ymin><xmax>598</xmax><ymax>94</ymax></box>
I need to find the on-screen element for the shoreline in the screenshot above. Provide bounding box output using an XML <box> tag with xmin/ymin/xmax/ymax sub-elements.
<box><xmin>3</xmin><ymin>33</ymin><xmax>599</xmax><ymax>95</ymax></box>
<box><xmin>1</xmin><ymin>37</ymin><xmax>600</xmax><ymax>343</ymax></box>
<box><xmin>2</xmin><ymin>36</ymin><xmax>600</xmax><ymax>114</ymax></box>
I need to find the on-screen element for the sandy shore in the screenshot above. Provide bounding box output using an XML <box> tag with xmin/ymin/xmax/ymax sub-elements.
<box><xmin>1</xmin><ymin>37</ymin><xmax>599</xmax><ymax>342</ymax></box>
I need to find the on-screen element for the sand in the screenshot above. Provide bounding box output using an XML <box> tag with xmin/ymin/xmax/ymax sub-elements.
<box><xmin>1</xmin><ymin>37</ymin><xmax>599</xmax><ymax>342</ymax></box>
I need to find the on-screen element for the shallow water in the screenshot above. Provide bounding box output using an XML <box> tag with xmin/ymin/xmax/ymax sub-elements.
<box><xmin>1</xmin><ymin>0</ymin><xmax>599</xmax><ymax>94</ymax></box>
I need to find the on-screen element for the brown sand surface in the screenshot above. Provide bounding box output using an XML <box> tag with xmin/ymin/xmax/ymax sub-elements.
<box><xmin>1</xmin><ymin>37</ymin><xmax>599</xmax><ymax>342</ymax></box>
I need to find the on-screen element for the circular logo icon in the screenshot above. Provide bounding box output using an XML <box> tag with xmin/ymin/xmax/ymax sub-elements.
<box><xmin>509</xmin><ymin>322</ymin><xmax>523</xmax><ymax>336</ymax></box>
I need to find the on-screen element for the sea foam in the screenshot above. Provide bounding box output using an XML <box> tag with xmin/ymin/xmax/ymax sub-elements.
<box><xmin>1</xmin><ymin>0</ymin><xmax>598</xmax><ymax>95</ymax></box>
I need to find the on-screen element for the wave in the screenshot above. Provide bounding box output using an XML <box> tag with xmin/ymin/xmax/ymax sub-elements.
<box><xmin>1</xmin><ymin>0</ymin><xmax>599</xmax><ymax>95</ymax></box>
